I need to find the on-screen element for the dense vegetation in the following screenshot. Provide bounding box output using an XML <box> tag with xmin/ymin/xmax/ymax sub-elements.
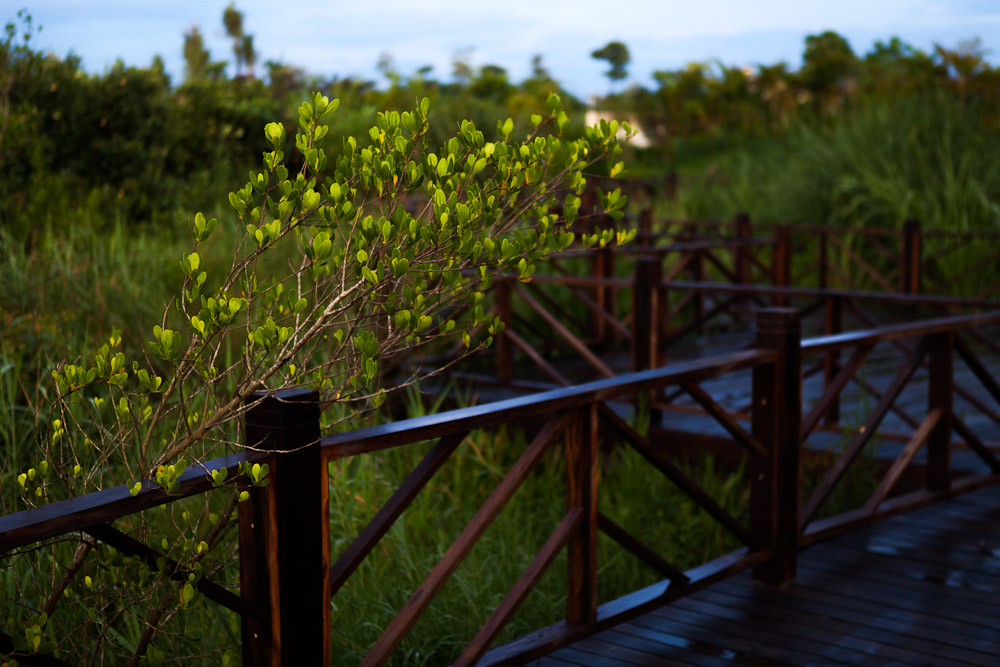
<box><xmin>1</xmin><ymin>4</ymin><xmax>996</xmax><ymax>663</ymax></box>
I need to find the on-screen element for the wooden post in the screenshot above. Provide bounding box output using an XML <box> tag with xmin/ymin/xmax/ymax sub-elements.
<box><xmin>734</xmin><ymin>213</ymin><xmax>752</xmax><ymax>325</ymax></box>
<box><xmin>633</xmin><ymin>257</ymin><xmax>663</xmax><ymax>424</ymax></box>
<box><xmin>565</xmin><ymin>404</ymin><xmax>599</xmax><ymax>625</ymax></box>
<box><xmin>690</xmin><ymin>250</ymin><xmax>704</xmax><ymax>324</ymax></box>
<box><xmin>632</xmin><ymin>257</ymin><xmax>663</xmax><ymax>373</ymax></box>
<box><xmin>900</xmin><ymin>218</ymin><xmax>922</xmax><ymax>295</ymax></box>
<box><xmin>901</xmin><ymin>218</ymin><xmax>921</xmax><ymax>320</ymax></box>
<box><xmin>734</xmin><ymin>213</ymin><xmax>751</xmax><ymax>286</ymax></box>
<box><xmin>593</xmin><ymin>246</ymin><xmax>616</xmax><ymax>351</ymax></box>
<box><xmin>240</xmin><ymin>388</ymin><xmax>329</xmax><ymax>666</ymax></box>
<box><xmin>818</xmin><ymin>229</ymin><xmax>828</xmax><ymax>290</ymax></box>
<box><xmin>772</xmin><ymin>225</ymin><xmax>791</xmax><ymax>307</ymax></box>
<box><xmin>823</xmin><ymin>296</ymin><xmax>842</xmax><ymax>425</ymax></box>
<box><xmin>751</xmin><ymin>308</ymin><xmax>801</xmax><ymax>586</ymax></box>
<box><xmin>495</xmin><ymin>277</ymin><xmax>513</xmax><ymax>386</ymax></box>
<box><xmin>926</xmin><ymin>332</ymin><xmax>953</xmax><ymax>493</ymax></box>
<box><xmin>639</xmin><ymin>208</ymin><xmax>653</xmax><ymax>249</ymax></box>
<box><xmin>665</xmin><ymin>170</ymin><xmax>678</xmax><ymax>201</ymax></box>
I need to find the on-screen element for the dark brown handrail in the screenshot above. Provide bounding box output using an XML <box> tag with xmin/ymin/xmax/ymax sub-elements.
<box><xmin>0</xmin><ymin>450</ymin><xmax>261</xmax><ymax>552</ymax></box>
<box><xmin>7</xmin><ymin>302</ymin><xmax>1000</xmax><ymax>664</ymax></box>
<box><xmin>320</xmin><ymin>348</ymin><xmax>773</xmax><ymax>458</ymax></box>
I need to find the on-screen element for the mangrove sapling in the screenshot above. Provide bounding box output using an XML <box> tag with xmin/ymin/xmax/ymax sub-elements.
<box><xmin>4</xmin><ymin>94</ymin><xmax>633</xmax><ymax>662</ymax></box>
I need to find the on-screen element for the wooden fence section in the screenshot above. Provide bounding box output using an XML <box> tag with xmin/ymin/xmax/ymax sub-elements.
<box><xmin>640</xmin><ymin>214</ymin><xmax>1000</xmax><ymax>298</ymax></box>
<box><xmin>479</xmin><ymin>256</ymin><xmax>1000</xmax><ymax>397</ymax></box>
<box><xmin>4</xmin><ymin>307</ymin><xmax>1000</xmax><ymax>665</ymax></box>
<box><xmin>536</xmin><ymin>484</ymin><xmax>1000</xmax><ymax>666</ymax></box>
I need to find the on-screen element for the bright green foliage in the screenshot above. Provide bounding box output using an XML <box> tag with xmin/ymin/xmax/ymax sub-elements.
<box><xmin>43</xmin><ymin>92</ymin><xmax>628</xmax><ymax>493</ymax></box>
<box><xmin>8</xmin><ymin>92</ymin><xmax>628</xmax><ymax>663</ymax></box>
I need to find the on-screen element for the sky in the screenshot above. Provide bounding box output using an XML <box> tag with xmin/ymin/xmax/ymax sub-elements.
<box><xmin>12</xmin><ymin>1</ymin><xmax>1000</xmax><ymax>99</ymax></box>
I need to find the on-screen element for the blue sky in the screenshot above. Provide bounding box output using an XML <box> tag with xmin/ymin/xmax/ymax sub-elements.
<box><xmin>13</xmin><ymin>1</ymin><xmax>1000</xmax><ymax>98</ymax></box>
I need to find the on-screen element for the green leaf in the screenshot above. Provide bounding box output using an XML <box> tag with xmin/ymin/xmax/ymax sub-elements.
<box><xmin>501</xmin><ymin>117</ymin><xmax>514</xmax><ymax>140</ymax></box>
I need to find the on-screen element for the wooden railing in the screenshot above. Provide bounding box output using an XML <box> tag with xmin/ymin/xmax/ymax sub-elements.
<box><xmin>638</xmin><ymin>214</ymin><xmax>1000</xmax><ymax>297</ymax></box>
<box><xmin>5</xmin><ymin>306</ymin><xmax>1000</xmax><ymax>664</ymax></box>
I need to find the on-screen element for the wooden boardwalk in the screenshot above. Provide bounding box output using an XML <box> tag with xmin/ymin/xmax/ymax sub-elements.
<box><xmin>529</xmin><ymin>484</ymin><xmax>1000</xmax><ymax>666</ymax></box>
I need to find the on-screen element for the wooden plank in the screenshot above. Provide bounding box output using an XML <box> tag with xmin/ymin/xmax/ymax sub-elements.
<box><xmin>243</xmin><ymin>387</ymin><xmax>329</xmax><ymax>666</ymax></box>
<box><xmin>322</xmin><ymin>349</ymin><xmax>772</xmax><ymax>458</ymax></box>
<box><xmin>806</xmin><ymin>541</ymin><xmax>1000</xmax><ymax>595</ymax></box>
<box><xmin>455</xmin><ymin>508</ymin><xmax>583</xmax><ymax>666</ymax></box>
<box><xmin>701</xmin><ymin>581</ymin><xmax>1000</xmax><ymax>658</ymax></box>
<box><xmin>661</xmin><ymin>250</ymin><xmax>695</xmax><ymax>283</ymax></box>
<box><xmin>0</xmin><ymin>449</ymin><xmax>260</xmax><ymax>552</ymax></box>
<box><xmin>713</xmin><ymin>575</ymin><xmax>1000</xmax><ymax>645</ymax></box>
<box><xmin>85</xmin><ymin>522</ymin><xmax>258</xmax><ymax>620</ymax></box>
<box><xmin>926</xmin><ymin>332</ymin><xmax>953</xmax><ymax>492</ymax></box>
<box><xmin>660</xmin><ymin>295</ymin><xmax>742</xmax><ymax>350</ymax></box>
<box><xmin>598</xmin><ymin>405</ymin><xmax>757</xmax><ymax>547</ymax></box>
<box><xmin>827</xmin><ymin>234</ymin><xmax>894</xmax><ymax>292</ymax></box>
<box><xmin>801</xmin><ymin>473</ymin><xmax>1000</xmax><ymax>546</ymax></box>
<box><xmin>597</xmin><ymin>512</ymin><xmax>689</xmax><ymax>584</ymax></box>
<box><xmin>564</xmin><ymin>284</ymin><xmax>631</xmax><ymax>340</ymax></box>
<box><xmin>525</xmin><ymin>281</ymin><xmax>592</xmax><ymax>336</ymax></box>
<box><xmin>567</xmin><ymin>636</ymin><xmax>694</xmax><ymax>666</ymax></box>
<box><xmin>955</xmin><ymin>333</ymin><xmax>1000</xmax><ymax>412</ymax></box>
<box><xmin>801</xmin><ymin>343</ymin><xmax>873</xmax><ymax>439</ymax></box>
<box><xmin>793</xmin><ymin>559</ymin><xmax>1000</xmax><ymax>627</ymax></box>
<box><xmin>863</xmin><ymin>408</ymin><xmax>942</xmax><ymax>513</ymax></box>
<box><xmin>663</xmin><ymin>594</ymin><xmax>944</xmax><ymax>665</ymax></box>
<box><xmin>506</xmin><ymin>329</ymin><xmax>572</xmax><ymax>387</ymax></box>
<box><xmin>849</xmin><ymin>371</ymin><xmax>922</xmax><ymax>430</ymax></box>
<box><xmin>702</xmin><ymin>248</ymin><xmax>739</xmax><ymax>283</ymax></box>
<box><xmin>598</xmin><ymin>627</ymin><xmax>737</xmax><ymax>667</ymax></box>
<box><xmin>631</xmin><ymin>609</ymin><xmax>827</xmax><ymax>665</ymax></box>
<box><xmin>801</xmin><ymin>337</ymin><xmax>929</xmax><ymax>527</ymax></box>
<box><xmin>238</xmin><ymin>454</ymin><xmax>278</xmax><ymax>666</ymax></box>
<box><xmin>541</xmin><ymin>646</ymin><xmax>645</xmax><ymax>667</ymax></box>
<box><xmin>659</xmin><ymin>280</ymin><xmax>1000</xmax><ymax>310</ymax></box>
<box><xmin>750</xmin><ymin>308</ymin><xmax>801</xmax><ymax>586</ymax></box>
<box><xmin>681</xmin><ymin>384</ymin><xmax>766</xmax><ymax>458</ymax></box>
<box><xmin>479</xmin><ymin>549</ymin><xmax>771</xmax><ymax>665</ymax></box>
<box><xmin>565</xmin><ymin>406</ymin><xmax>599</xmax><ymax>625</ymax></box>
<box><xmin>329</xmin><ymin>431</ymin><xmax>468</xmax><ymax>596</ymax></box>
<box><xmin>360</xmin><ymin>412</ymin><xmax>571</xmax><ymax>666</ymax></box>
<box><xmin>514</xmin><ymin>282</ymin><xmax>615</xmax><ymax>379</ymax></box>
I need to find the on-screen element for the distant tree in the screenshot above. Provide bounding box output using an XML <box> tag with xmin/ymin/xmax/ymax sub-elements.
<box><xmin>470</xmin><ymin>64</ymin><xmax>511</xmax><ymax>100</ymax></box>
<box><xmin>755</xmin><ymin>62</ymin><xmax>795</xmax><ymax>129</ymax></box>
<box><xmin>239</xmin><ymin>34</ymin><xmax>256</xmax><ymax>79</ymax></box>
<box><xmin>452</xmin><ymin>48</ymin><xmax>474</xmax><ymax>85</ymax></box>
<box><xmin>800</xmin><ymin>31</ymin><xmax>858</xmax><ymax>113</ymax></box>
<box><xmin>862</xmin><ymin>38</ymin><xmax>939</xmax><ymax>97</ymax></box>
<box><xmin>591</xmin><ymin>41</ymin><xmax>630</xmax><ymax>94</ymax></box>
<box><xmin>935</xmin><ymin>38</ymin><xmax>988</xmax><ymax>109</ymax></box>
<box><xmin>1</xmin><ymin>9</ymin><xmax>40</xmax><ymax>155</ymax></box>
<box><xmin>223</xmin><ymin>3</ymin><xmax>256</xmax><ymax>78</ymax></box>
<box><xmin>182</xmin><ymin>27</ymin><xmax>210</xmax><ymax>81</ymax></box>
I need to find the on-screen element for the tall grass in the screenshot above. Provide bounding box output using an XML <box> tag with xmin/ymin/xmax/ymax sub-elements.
<box><xmin>670</xmin><ymin>94</ymin><xmax>1000</xmax><ymax>295</ymax></box>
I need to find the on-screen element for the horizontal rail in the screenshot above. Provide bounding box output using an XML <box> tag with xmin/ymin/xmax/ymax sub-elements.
<box><xmin>801</xmin><ymin>310</ymin><xmax>1000</xmax><ymax>354</ymax></box>
<box><xmin>320</xmin><ymin>349</ymin><xmax>774</xmax><ymax>458</ymax></box>
<box><xmin>661</xmin><ymin>280</ymin><xmax>1000</xmax><ymax>309</ymax></box>
<box><xmin>0</xmin><ymin>450</ymin><xmax>263</xmax><ymax>552</ymax></box>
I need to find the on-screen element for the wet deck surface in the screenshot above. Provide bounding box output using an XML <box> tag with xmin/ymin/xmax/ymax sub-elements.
<box><xmin>530</xmin><ymin>484</ymin><xmax>1000</xmax><ymax>666</ymax></box>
